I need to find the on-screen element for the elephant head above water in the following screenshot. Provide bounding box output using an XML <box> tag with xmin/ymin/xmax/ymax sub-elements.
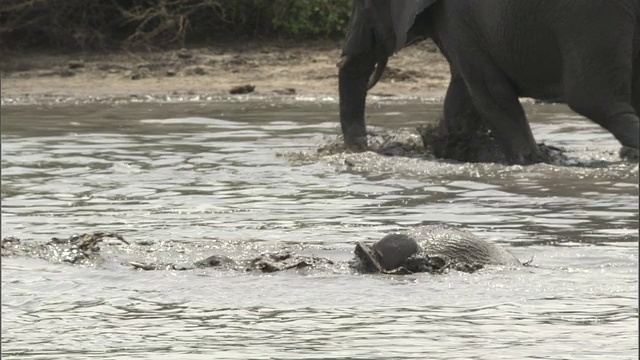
<box><xmin>338</xmin><ymin>0</ymin><xmax>640</xmax><ymax>164</ymax></box>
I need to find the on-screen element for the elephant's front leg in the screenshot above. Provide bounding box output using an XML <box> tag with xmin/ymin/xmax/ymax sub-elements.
<box><xmin>339</xmin><ymin>53</ymin><xmax>376</xmax><ymax>150</ymax></box>
<box><xmin>460</xmin><ymin>59</ymin><xmax>543</xmax><ymax>165</ymax></box>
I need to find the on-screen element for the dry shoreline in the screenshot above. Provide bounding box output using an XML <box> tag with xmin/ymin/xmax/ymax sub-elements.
<box><xmin>0</xmin><ymin>40</ymin><xmax>450</xmax><ymax>105</ymax></box>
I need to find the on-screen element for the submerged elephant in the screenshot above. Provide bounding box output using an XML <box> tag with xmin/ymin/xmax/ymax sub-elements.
<box><xmin>338</xmin><ymin>0</ymin><xmax>640</xmax><ymax>164</ymax></box>
<box><xmin>352</xmin><ymin>225</ymin><xmax>520</xmax><ymax>274</ymax></box>
<box><xmin>2</xmin><ymin>225</ymin><xmax>521</xmax><ymax>275</ymax></box>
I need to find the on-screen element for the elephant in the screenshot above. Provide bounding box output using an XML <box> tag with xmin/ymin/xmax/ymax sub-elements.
<box><xmin>338</xmin><ymin>0</ymin><xmax>640</xmax><ymax>164</ymax></box>
<box><xmin>352</xmin><ymin>224</ymin><xmax>520</xmax><ymax>274</ymax></box>
<box><xmin>2</xmin><ymin>226</ymin><xmax>520</xmax><ymax>274</ymax></box>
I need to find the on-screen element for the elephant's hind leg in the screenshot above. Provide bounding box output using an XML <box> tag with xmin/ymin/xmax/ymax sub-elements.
<box><xmin>562</xmin><ymin>26</ymin><xmax>639</xmax><ymax>152</ymax></box>
<box><xmin>458</xmin><ymin>57</ymin><xmax>543</xmax><ymax>165</ymax></box>
<box><xmin>622</xmin><ymin>53</ymin><xmax>640</xmax><ymax>160</ymax></box>
<box><xmin>564</xmin><ymin>78</ymin><xmax>639</xmax><ymax>152</ymax></box>
<box><xmin>442</xmin><ymin>74</ymin><xmax>484</xmax><ymax>136</ymax></box>
<box><xmin>430</xmin><ymin>74</ymin><xmax>504</xmax><ymax>163</ymax></box>
<box><xmin>633</xmin><ymin>53</ymin><xmax>640</xmax><ymax>115</ymax></box>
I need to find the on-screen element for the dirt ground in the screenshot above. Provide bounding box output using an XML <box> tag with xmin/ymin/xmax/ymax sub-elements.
<box><xmin>0</xmin><ymin>40</ymin><xmax>451</xmax><ymax>104</ymax></box>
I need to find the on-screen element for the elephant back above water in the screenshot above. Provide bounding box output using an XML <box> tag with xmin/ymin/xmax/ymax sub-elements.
<box><xmin>353</xmin><ymin>225</ymin><xmax>520</xmax><ymax>274</ymax></box>
<box><xmin>403</xmin><ymin>225</ymin><xmax>519</xmax><ymax>267</ymax></box>
<box><xmin>338</xmin><ymin>0</ymin><xmax>640</xmax><ymax>164</ymax></box>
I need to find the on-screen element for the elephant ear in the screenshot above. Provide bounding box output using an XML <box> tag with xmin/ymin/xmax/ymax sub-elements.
<box><xmin>391</xmin><ymin>0</ymin><xmax>437</xmax><ymax>53</ymax></box>
<box><xmin>341</xmin><ymin>0</ymin><xmax>437</xmax><ymax>57</ymax></box>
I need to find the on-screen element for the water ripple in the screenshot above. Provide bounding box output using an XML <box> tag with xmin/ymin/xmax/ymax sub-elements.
<box><xmin>1</xmin><ymin>101</ymin><xmax>638</xmax><ymax>359</ymax></box>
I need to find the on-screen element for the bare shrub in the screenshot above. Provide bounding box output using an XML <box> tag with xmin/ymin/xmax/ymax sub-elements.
<box><xmin>0</xmin><ymin>0</ymin><xmax>350</xmax><ymax>50</ymax></box>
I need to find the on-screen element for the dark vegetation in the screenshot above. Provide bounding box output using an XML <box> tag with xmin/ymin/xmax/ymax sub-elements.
<box><xmin>0</xmin><ymin>0</ymin><xmax>351</xmax><ymax>51</ymax></box>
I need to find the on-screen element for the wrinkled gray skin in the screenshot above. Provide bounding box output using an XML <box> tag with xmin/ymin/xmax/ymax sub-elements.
<box><xmin>339</xmin><ymin>0</ymin><xmax>640</xmax><ymax>164</ymax></box>
<box><xmin>406</xmin><ymin>225</ymin><xmax>519</xmax><ymax>266</ymax></box>
<box><xmin>2</xmin><ymin>225</ymin><xmax>520</xmax><ymax>275</ymax></box>
<box><xmin>352</xmin><ymin>225</ymin><xmax>520</xmax><ymax>274</ymax></box>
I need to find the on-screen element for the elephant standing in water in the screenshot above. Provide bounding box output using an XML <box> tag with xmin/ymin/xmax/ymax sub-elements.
<box><xmin>338</xmin><ymin>0</ymin><xmax>640</xmax><ymax>164</ymax></box>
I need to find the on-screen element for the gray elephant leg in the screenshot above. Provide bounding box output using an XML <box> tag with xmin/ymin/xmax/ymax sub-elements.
<box><xmin>338</xmin><ymin>53</ymin><xmax>376</xmax><ymax>150</ymax></box>
<box><xmin>458</xmin><ymin>58</ymin><xmax>543</xmax><ymax>165</ymax></box>
<box><xmin>562</xmin><ymin>27</ymin><xmax>639</xmax><ymax>151</ymax></box>
<box><xmin>633</xmin><ymin>55</ymin><xmax>640</xmax><ymax>116</ymax></box>
<box><xmin>429</xmin><ymin>74</ymin><xmax>505</xmax><ymax>163</ymax></box>
<box><xmin>620</xmin><ymin>54</ymin><xmax>640</xmax><ymax>160</ymax></box>
<box><xmin>565</xmin><ymin>89</ymin><xmax>639</xmax><ymax>152</ymax></box>
<box><xmin>442</xmin><ymin>74</ymin><xmax>482</xmax><ymax>135</ymax></box>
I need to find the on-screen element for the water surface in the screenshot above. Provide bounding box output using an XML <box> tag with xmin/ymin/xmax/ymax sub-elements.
<box><xmin>2</xmin><ymin>99</ymin><xmax>638</xmax><ymax>359</ymax></box>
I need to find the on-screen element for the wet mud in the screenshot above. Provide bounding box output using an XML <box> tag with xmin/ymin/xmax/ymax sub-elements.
<box><xmin>1</xmin><ymin>233</ymin><xmax>336</xmax><ymax>274</ymax></box>
<box><xmin>1</xmin><ymin>40</ymin><xmax>450</xmax><ymax>106</ymax></box>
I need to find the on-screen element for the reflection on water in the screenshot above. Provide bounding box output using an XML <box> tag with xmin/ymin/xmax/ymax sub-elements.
<box><xmin>1</xmin><ymin>100</ymin><xmax>638</xmax><ymax>359</ymax></box>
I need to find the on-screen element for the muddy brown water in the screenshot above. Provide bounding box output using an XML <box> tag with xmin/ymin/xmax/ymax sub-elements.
<box><xmin>1</xmin><ymin>98</ymin><xmax>638</xmax><ymax>359</ymax></box>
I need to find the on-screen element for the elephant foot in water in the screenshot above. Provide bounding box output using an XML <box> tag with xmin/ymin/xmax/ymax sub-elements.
<box><xmin>317</xmin><ymin>127</ymin><xmax>427</xmax><ymax>158</ymax></box>
<box><xmin>620</xmin><ymin>146</ymin><xmax>639</xmax><ymax>161</ymax></box>
<box><xmin>419</xmin><ymin>123</ymin><xmax>567</xmax><ymax>165</ymax></box>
